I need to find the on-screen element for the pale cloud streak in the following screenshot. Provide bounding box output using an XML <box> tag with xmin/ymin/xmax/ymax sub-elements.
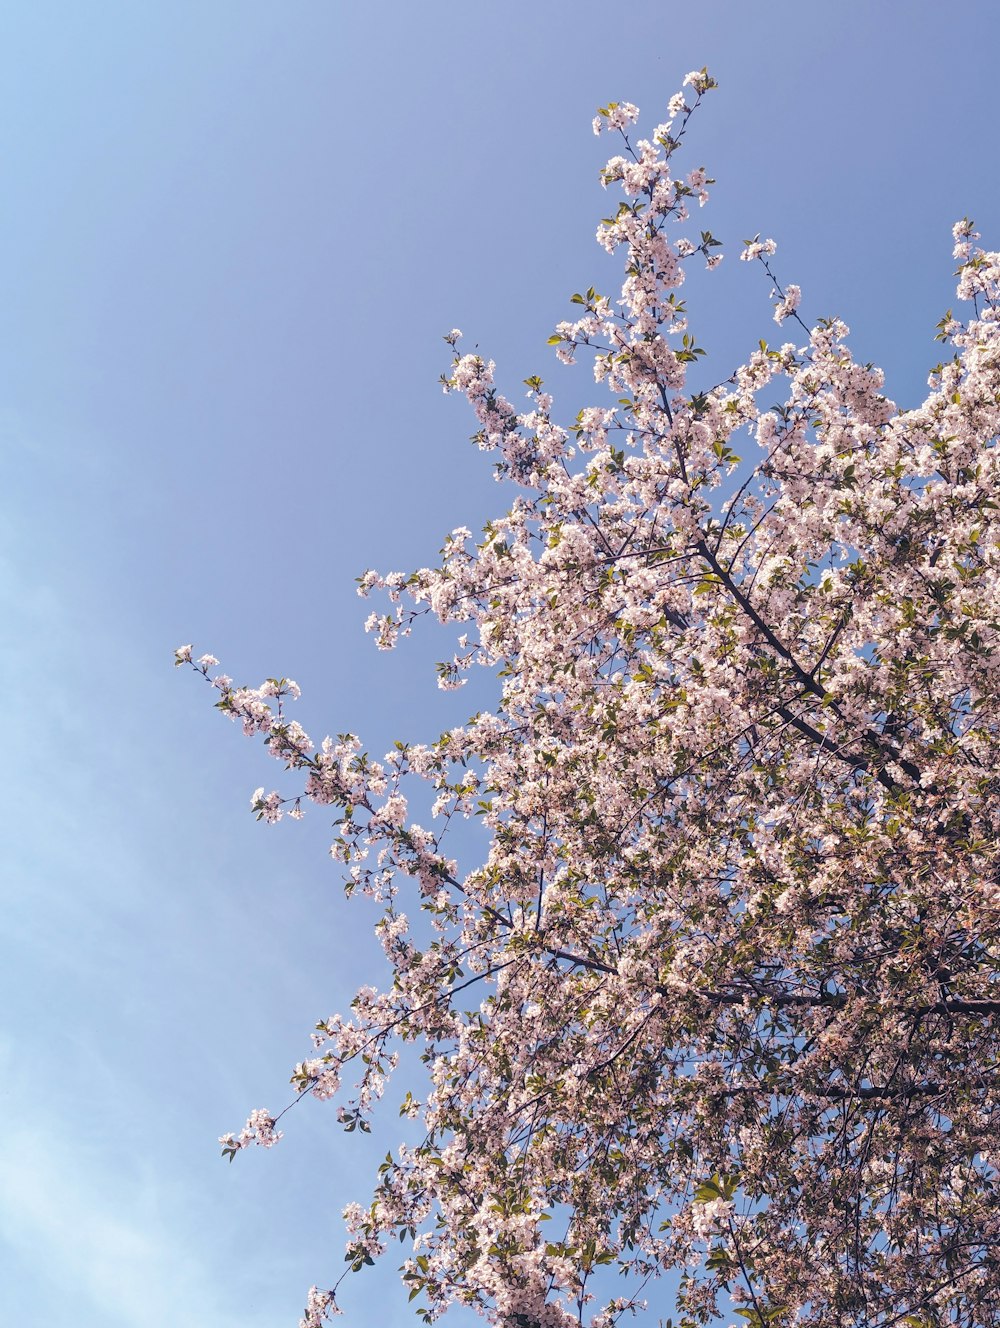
<box><xmin>0</xmin><ymin>1110</ymin><xmax>278</xmax><ymax>1328</ymax></box>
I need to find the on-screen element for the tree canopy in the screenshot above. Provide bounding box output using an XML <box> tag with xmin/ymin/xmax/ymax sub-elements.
<box><xmin>180</xmin><ymin>72</ymin><xmax>1000</xmax><ymax>1328</ymax></box>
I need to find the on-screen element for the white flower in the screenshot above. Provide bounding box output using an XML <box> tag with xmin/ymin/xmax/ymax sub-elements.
<box><xmin>773</xmin><ymin>283</ymin><xmax>801</xmax><ymax>325</ymax></box>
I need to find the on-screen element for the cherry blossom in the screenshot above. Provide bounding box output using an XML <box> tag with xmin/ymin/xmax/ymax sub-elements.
<box><xmin>182</xmin><ymin>72</ymin><xmax>1000</xmax><ymax>1328</ymax></box>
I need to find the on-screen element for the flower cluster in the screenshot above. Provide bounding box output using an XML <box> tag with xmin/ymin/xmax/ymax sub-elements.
<box><xmin>184</xmin><ymin>73</ymin><xmax>1000</xmax><ymax>1328</ymax></box>
<box><xmin>299</xmin><ymin>1287</ymin><xmax>339</xmax><ymax>1328</ymax></box>
<box><xmin>219</xmin><ymin>1108</ymin><xmax>282</xmax><ymax>1159</ymax></box>
<box><xmin>772</xmin><ymin>281</ymin><xmax>801</xmax><ymax>325</ymax></box>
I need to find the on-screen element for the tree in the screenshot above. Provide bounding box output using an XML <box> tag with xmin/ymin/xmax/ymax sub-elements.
<box><xmin>179</xmin><ymin>70</ymin><xmax>1000</xmax><ymax>1328</ymax></box>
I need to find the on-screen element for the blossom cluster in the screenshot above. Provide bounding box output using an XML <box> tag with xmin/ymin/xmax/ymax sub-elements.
<box><xmin>299</xmin><ymin>1287</ymin><xmax>339</xmax><ymax>1328</ymax></box>
<box><xmin>183</xmin><ymin>72</ymin><xmax>1000</xmax><ymax>1328</ymax></box>
<box><xmin>219</xmin><ymin>1108</ymin><xmax>282</xmax><ymax>1158</ymax></box>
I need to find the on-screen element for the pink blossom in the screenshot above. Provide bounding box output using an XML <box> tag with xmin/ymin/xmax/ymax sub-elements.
<box><xmin>182</xmin><ymin>70</ymin><xmax>1000</xmax><ymax>1328</ymax></box>
<box><xmin>773</xmin><ymin>282</ymin><xmax>801</xmax><ymax>324</ymax></box>
<box><xmin>741</xmin><ymin>236</ymin><xmax>777</xmax><ymax>262</ymax></box>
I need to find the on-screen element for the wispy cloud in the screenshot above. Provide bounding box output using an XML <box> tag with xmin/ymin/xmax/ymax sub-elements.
<box><xmin>0</xmin><ymin>1107</ymin><xmax>280</xmax><ymax>1328</ymax></box>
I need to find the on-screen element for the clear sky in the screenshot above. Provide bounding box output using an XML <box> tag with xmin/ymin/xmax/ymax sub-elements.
<box><xmin>2</xmin><ymin>3</ymin><xmax>998</xmax><ymax>1325</ymax></box>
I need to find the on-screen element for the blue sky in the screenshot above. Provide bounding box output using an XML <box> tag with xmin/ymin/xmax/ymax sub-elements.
<box><xmin>2</xmin><ymin>3</ymin><xmax>998</xmax><ymax>1325</ymax></box>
